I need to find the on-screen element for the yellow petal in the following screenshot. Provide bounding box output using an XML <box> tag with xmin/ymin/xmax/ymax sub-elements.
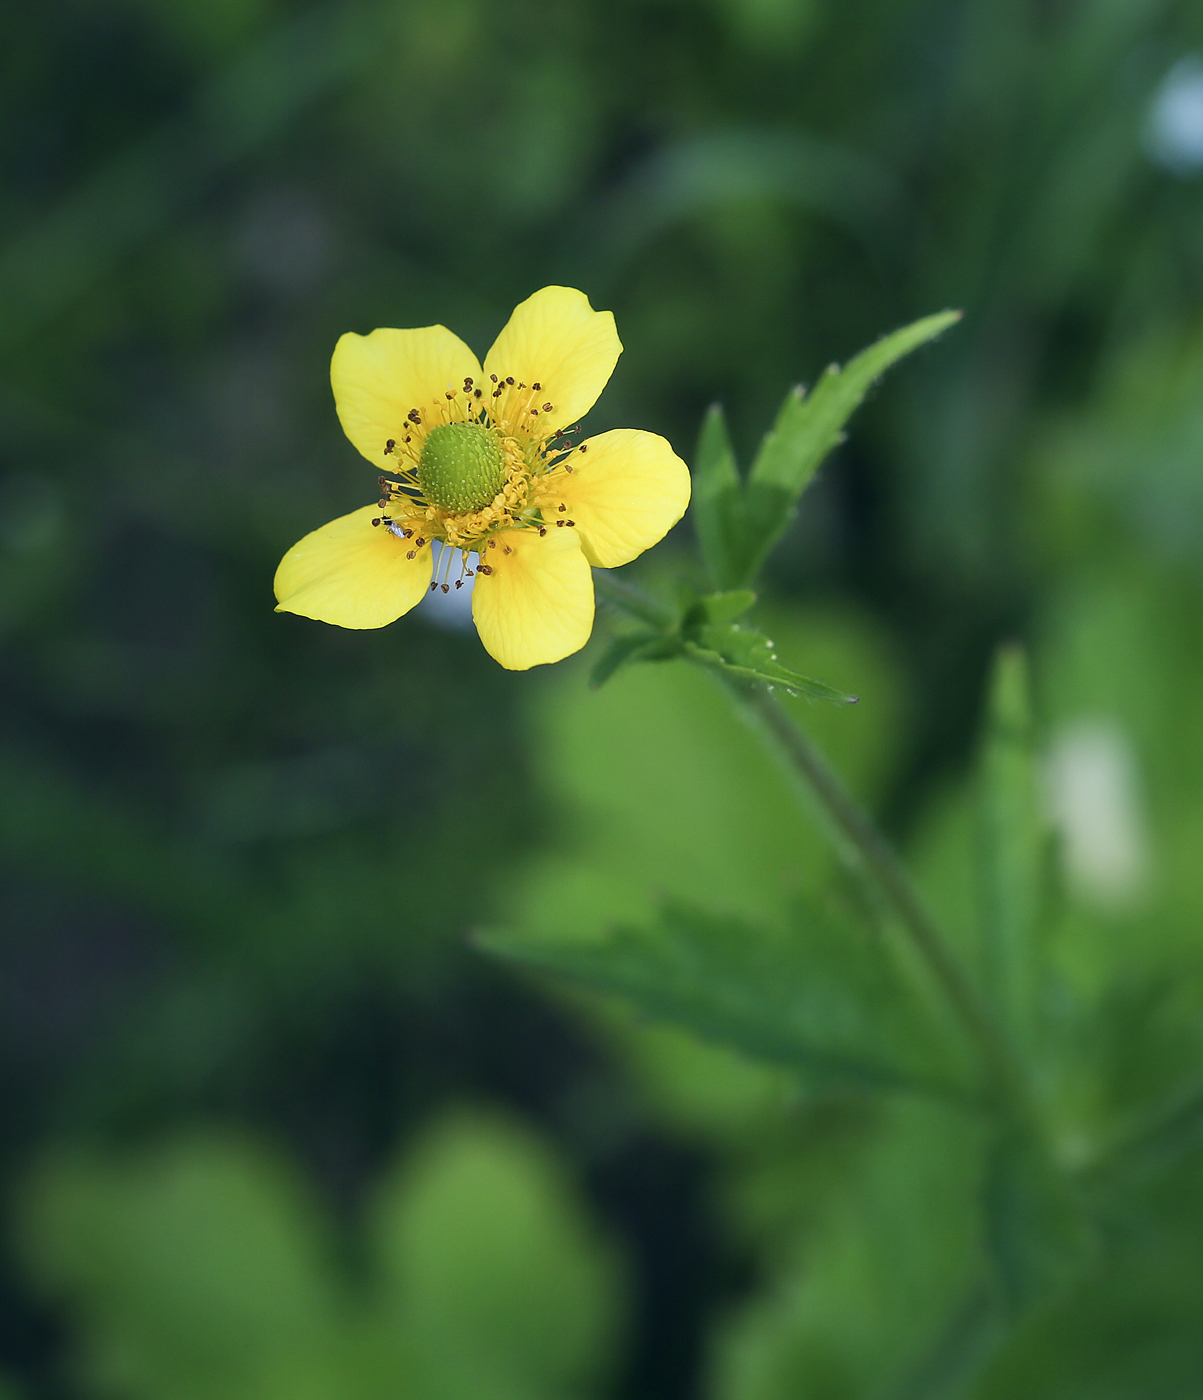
<box><xmin>274</xmin><ymin>505</ymin><xmax>432</xmax><ymax>629</ymax></box>
<box><xmin>331</xmin><ymin>326</ymin><xmax>483</xmax><ymax>465</ymax></box>
<box><xmin>471</xmin><ymin>527</ymin><xmax>594</xmax><ymax>670</ymax></box>
<box><xmin>483</xmin><ymin>287</ymin><xmax>621</xmax><ymax>434</ymax></box>
<box><xmin>536</xmin><ymin>428</ymin><xmax>691</xmax><ymax>568</ymax></box>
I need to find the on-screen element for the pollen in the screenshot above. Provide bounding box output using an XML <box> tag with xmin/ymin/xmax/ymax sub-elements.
<box><xmin>416</xmin><ymin>423</ymin><xmax>508</xmax><ymax>513</ymax></box>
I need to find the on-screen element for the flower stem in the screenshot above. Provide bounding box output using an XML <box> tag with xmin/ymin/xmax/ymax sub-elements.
<box><xmin>589</xmin><ymin>568</ymin><xmax>1028</xmax><ymax>1115</ymax></box>
<box><xmin>740</xmin><ymin>685</ymin><xmax>1029</xmax><ymax>1116</ymax></box>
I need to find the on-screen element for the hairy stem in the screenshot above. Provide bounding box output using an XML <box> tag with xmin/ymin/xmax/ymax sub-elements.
<box><xmin>741</xmin><ymin>685</ymin><xmax>1028</xmax><ymax>1115</ymax></box>
<box><xmin>589</xmin><ymin>569</ymin><xmax>1028</xmax><ymax>1115</ymax></box>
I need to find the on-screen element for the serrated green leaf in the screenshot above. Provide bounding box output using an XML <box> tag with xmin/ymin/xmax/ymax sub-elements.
<box><xmin>483</xmin><ymin>902</ymin><xmax>968</xmax><ymax>1097</ymax></box>
<box><xmin>692</xmin><ymin>403</ymin><xmax>744</xmax><ymax>589</ymax></box>
<box><xmin>733</xmin><ymin>310</ymin><xmax>961</xmax><ymax>584</ymax></box>
<box><xmin>682</xmin><ymin>623</ymin><xmax>856</xmax><ymax>703</ymax></box>
<box><xmin>977</xmin><ymin>644</ymin><xmax>1046</xmax><ymax>1041</ymax></box>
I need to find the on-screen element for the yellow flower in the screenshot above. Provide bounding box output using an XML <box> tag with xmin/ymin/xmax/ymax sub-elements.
<box><xmin>274</xmin><ymin>286</ymin><xmax>691</xmax><ymax>670</ymax></box>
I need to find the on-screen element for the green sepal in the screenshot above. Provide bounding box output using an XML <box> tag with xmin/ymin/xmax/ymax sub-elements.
<box><xmin>683</xmin><ymin>623</ymin><xmax>856</xmax><ymax>703</ymax></box>
<box><xmin>481</xmin><ymin>901</ymin><xmax>969</xmax><ymax>1100</ymax></box>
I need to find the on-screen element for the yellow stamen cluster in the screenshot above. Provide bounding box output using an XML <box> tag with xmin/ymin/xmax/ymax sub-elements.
<box><xmin>371</xmin><ymin>372</ymin><xmax>577</xmax><ymax>557</ymax></box>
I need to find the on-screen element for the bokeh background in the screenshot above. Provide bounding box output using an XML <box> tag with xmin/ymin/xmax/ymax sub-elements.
<box><xmin>6</xmin><ymin>1</ymin><xmax>1203</xmax><ymax>1397</ymax></box>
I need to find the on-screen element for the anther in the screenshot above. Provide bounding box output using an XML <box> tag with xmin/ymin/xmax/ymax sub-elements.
<box><xmin>407</xmin><ymin>550</ymin><xmax>416</xmax><ymax>559</ymax></box>
<box><xmin>430</xmin><ymin>581</ymin><xmax>438</xmax><ymax>591</ymax></box>
<box><xmin>558</xmin><ymin>504</ymin><xmax>566</xmax><ymax>512</ymax></box>
<box><xmin>385</xmin><ymin>439</ymin><xmax>395</xmax><ymax>451</ymax></box>
<box><xmin>532</xmin><ymin>382</ymin><xmax>541</xmax><ymax>390</ymax></box>
<box><xmin>490</xmin><ymin>374</ymin><xmax>498</xmax><ymax>382</ymax></box>
<box><xmin>543</xmin><ymin>403</ymin><xmax>552</xmax><ymax>412</ymax></box>
<box><xmin>579</xmin><ymin>444</ymin><xmax>588</xmax><ymax>453</ymax></box>
<box><xmin>538</xmin><ymin>527</ymin><xmax>547</xmax><ymax>536</ymax></box>
<box><xmin>455</xmin><ymin>579</ymin><xmax>463</xmax><ymax>588</ymax></box>
<box><xmin>478</xmin><ymin>564</ymin><xmax>493</xmax><ymax>575</ymax></box>
<box><xmin>372</xmin><ymin>518</ymin><xmax>381</xmax><ymax>527</ymax></box>
<box><xmin>441</xmin><ymin>583</ymin><xmax>450</xmax><ymax>593</ymax></box>
<box><xmin>565</xmin><ymin>464</ymin><xmax>573</xmax><ymax>473</ymax></box>
<box><xmin>530</xmin><ymin>408</ymin><xmax>539</xmax><ymax>416</ymax></box>
<box><xmin>566</xmin><ymin>519</ymin><xmax>575</xmax><ymax>526</ymax></box>
<box><xmin>503</xmin><ymin>545</ymin><xmax>512</xmax><ymax>554</ymax></box>
<box><xmin>505</xmin><ymin>376</ymin><xmax>514</xmax><ymax>385</ymax></box>
<box><xmin>464</xmin><ymin>377</ymin><xmax>474</xmax><ymax>388</ymax></box>
<box><xmin>408</xmin><ymin>409</ymin><xmax>421</xmax><ymax>424</ymax></box>
<box><xmin>474</xmin><ymin>388</ymin><xmax>482</xmax><ymax>398</ymax></box>
<box><xmin>556</xmin><ymin>519</ymin><xmax>564</xmax><ymax>527</ymax></box>
<box><xmin>445</xmin><ymin>391</ymin><xmax>455</xmax><ymax>400</ymax></box>
<box><xmin>378</xmin><ymin>499</ymin><xmax>389</xmax><ymax>508</ymax></box>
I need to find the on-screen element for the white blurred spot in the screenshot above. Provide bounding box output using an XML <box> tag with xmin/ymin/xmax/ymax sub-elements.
<box><xmin>417</xmin><ymin>542</ymin><xmax>477</xmax><ymax>631</ymax></box>
<box><xmin>1146</xmin><ymin>56</ymin><xmax>1203</xmax><ymax>175</ymax></box>
<box><xmin>1044</xmin><ymin>719</ymin><xmax>1149</xmax><ymax>908</ymax></box>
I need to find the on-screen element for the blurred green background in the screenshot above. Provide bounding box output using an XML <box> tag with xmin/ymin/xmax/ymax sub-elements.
<box><xmin>6</xmin><ymin>0</ymin><xmax>1203</xmax><ymax>1396</ymax></box>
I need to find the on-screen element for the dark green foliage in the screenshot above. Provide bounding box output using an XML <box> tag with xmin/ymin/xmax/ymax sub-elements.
<box><xmin>8</xmin><ymin>0</ymin><xmax>1203</xmax><ymax>1397</ymax></box>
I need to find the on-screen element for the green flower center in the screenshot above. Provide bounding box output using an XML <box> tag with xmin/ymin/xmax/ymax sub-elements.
<box><xmin>416</xmin><ymin>423</ymin><xmax>508</xmax><ymax>514</ymax></box>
